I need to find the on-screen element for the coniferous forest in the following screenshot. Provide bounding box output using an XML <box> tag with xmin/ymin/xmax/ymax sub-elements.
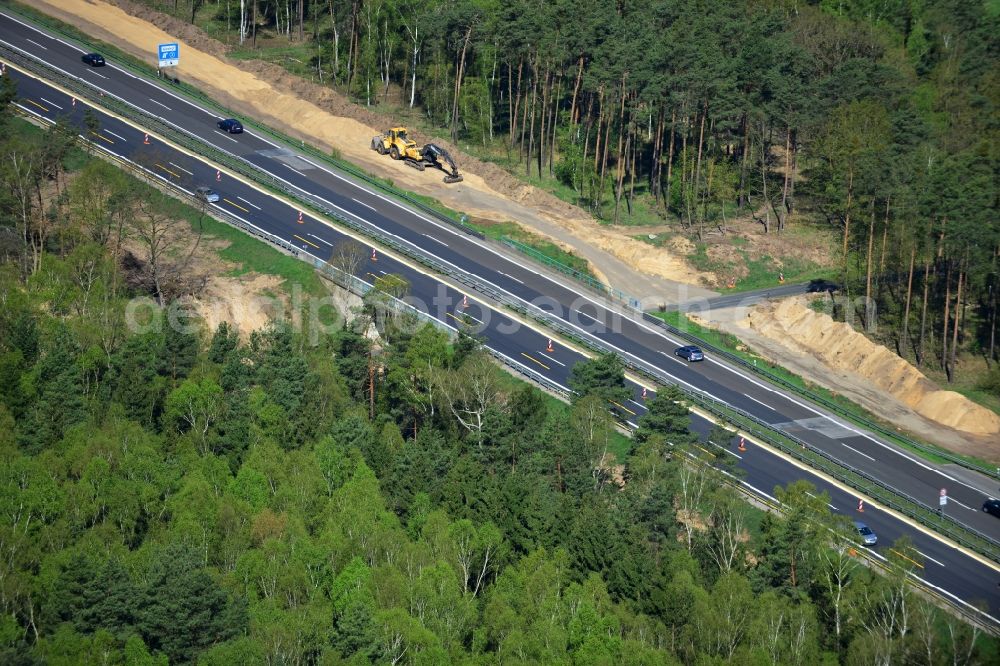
<box><xmin>0</xmin><ymin>79</ymin><xmax>995</xmax><ymax>662</ymax></box>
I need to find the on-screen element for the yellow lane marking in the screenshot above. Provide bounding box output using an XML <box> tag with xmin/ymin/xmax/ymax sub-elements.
<box><xmin>224</xmin><ymin>197</ymin><xmax>249</xmax><ymax>213</ymax></box>
<box><xmin>520</xmin><ymin>353</ymin><xmax>550</xmax><ymax>370</ymax></box>
<box><xmin>889</xmin><ymin>548</ymin><xmax>924</xmax><ymax>569</ymax></box>
<box><xmin>293</xmin><ymin>234</ymin><xmax>320</xmax><ymax>249</ymax></box>
<box><xmin>26</xmin><ymin>99</ymin><xmax>49</xmax><ymax>112</ymax></box>
<box><xmin>155</xmin><ymin>163</ymin><xmax>179</xmax><ymax>178</ymax></box>
<box><xmin>694</xmin><ymin>444</ymin><xmax>714</xmax><ymax>457</ymax></box>
<box><xmin>89</xmin><ymin>131</ymin><xmax>114</xmax><ymax>145</ymax></box>
<box><xmin>609</xmin><ymin>400</ymin><xmax>636</xmax><ymax>416</ymax></box>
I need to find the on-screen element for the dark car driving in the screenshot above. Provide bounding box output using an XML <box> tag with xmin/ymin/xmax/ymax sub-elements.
<box><xmin>807</xmin><ymin>279</ymin><xmax>839</xmax><ymax>293</ymax></box>
<box><xmin>675</xmin><ymin>345</ymin><xmax>705</xmax><ymax>362</ymax></box>
<box><xmin>217</xmin><ymin>118</ymin><xmax>244</xmax><ymax>133</ymax></box>
<box><xmin>983</xmin><ymin>499</ymin><xmax>1000</xmax><ymax>518</ymax></box>
<box><xmin>81</xmin><ymin>53</ymin><xmax>106</xmax><ymax>67</ymax></box>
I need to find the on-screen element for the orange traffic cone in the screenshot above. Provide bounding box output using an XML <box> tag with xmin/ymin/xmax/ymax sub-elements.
<box><xmin>461</xmin><ymin>294</ymin><xmax>468</xmax><ymax>309</ymax></box>
<box><xmin>737</xmin><ymin>436</ymin><xmax>747</xmax><ymax>452</ymax></box>
<box><xmin>546</xmin><ymin>339</ymin><xmax>554</xmax><ymax>353</ymax></box>
<box><xmin>71</xmin><ymin>97</ymin><xmax>76</xmax><ymax>107</ymax></box>
<box><xmin>143</xmin><ymin>133</ymin><xmax>150</xmax><ymax>145</ymax></box>
<box><xmin>857</xmin><ymin>499</ymin><xmax>864</xmax><ymax>513</ymax></box>
<box><xmin>216</xmin><ymin>170</ymin><xmax>221</xmax><ymax>182</ymax></box>
<box><xmin>641</xmin><ymin>387</ymin><xmax>647</xmax><ymax>400</ymax></box>
<box><xmin>297</xmin><ymin>211</ymin><xmax>303</xmax><ymax>224</ymax></box>
<box><xmin>778</xmin><ymin>272</ymin><xmax>785</xmax><ymax>284</ymax></box>
<box><xmin>371</xmin><ymin>248</ymin><xmax>377</xmax><ymax>262</ymax></box>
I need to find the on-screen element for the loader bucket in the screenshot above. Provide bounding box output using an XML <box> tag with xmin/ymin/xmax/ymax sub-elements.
<box><xmin>443</xmin><ymin>174</ymin><xmax>463</xmax><ymax>184</ymax></box>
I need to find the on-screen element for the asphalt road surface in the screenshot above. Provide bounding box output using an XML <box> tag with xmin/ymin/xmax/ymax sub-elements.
<box><xmin>2</xmin><ymin>11</ymin><xmax>999</xmax><ymax>620</ymax></box>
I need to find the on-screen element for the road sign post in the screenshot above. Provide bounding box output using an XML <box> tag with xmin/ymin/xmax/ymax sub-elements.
<box><xmin>157</xmin><ymin>43</ymin><xmax>179</xmax><ymax>69</ymax></box>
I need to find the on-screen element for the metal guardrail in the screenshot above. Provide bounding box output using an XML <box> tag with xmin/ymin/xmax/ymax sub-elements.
<box><xmin>640</xmin><ymin>311</ymin><xmax>1000</xmax><ymax>480</ymax></box>
<box><xmin>498</xmin><ymin>236</ymin><xmax>643</xmax><ymax>310</ymax></box>
<box><xmin>7</xmin><ymin>41</ymin><xmax>998</xmax><ymax>563</ymax></box>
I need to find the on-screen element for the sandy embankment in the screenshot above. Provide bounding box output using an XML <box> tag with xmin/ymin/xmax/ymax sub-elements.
<box><xmin>741</xmin><ymin>298</ymin><xmax>1000</xmax><ymax>436</ymax></box>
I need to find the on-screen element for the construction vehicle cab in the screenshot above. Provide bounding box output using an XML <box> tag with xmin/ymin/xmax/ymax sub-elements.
<box><xmin>370</xmin><ymin>127</ymin><xmax>463</xmax><ymax>184</ymax></box>
<box><xmin>371</xmin><ymin>127</ymin><xmax>418</xmax><ymax>161</ymax></box>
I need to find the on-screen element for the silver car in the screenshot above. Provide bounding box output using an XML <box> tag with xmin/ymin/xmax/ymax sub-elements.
<box><xmin>854</xmin><ymin>520</ymin><xmax>877</xmax><ymax>546</ymax></box>
<box><xmin>195</xmin><ymin>186</ymin><xmax>220</xmax><ymax>203</ymax></box>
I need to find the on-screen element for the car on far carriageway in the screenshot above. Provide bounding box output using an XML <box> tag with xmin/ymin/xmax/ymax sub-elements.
<box><xmin>195</xmin><ymin>186</ymin><xmax>219</xmax><ymax>203</ymax></box>
<box><xmin>81</xmin><ymin>53</ymin><xmax>105</xmax><ymax>67</ymax></box>
<box><xmin>217</xmin><ymin>118</ymin><xmax>243</xmax><ymax>133</ymax></box>
<box><xmin>807</xmin><ymin>279</ymin><xmax>839</xmax><ymax>293</ymax></box>
<box><xmin>983</xmin><ymin>499</ymin><xmax>1000</xmax><ymax>518</ymax></box>
<box><xmin>674</xmin><ymin>345</ymin><xmax>704</xmax><ymax>362</ymax></box>
<box><xmin>854</xmin><ymin>520</ymin><xmax>878</xmax><ymax>546</ymax></box>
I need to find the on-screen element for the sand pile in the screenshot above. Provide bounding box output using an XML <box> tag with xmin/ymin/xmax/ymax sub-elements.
<box><xmin>745</xmin><ymin>297</ymin><xmax>1000</xmax><ymax>436</ymax></box>
<box><xmin>30</xmin><ymin>0</ymin><xmax>709</xmax><ymax>290</ymax></box>
<box><xmin>192</xmin><ymin>274</ymin><xmax>285</xmax><ymax>339</ymax></box>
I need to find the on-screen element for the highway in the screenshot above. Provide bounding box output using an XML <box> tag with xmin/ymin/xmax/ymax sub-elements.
<box><xmin>2</xmin><ymin>9</ymin><xmax>999</xmax><ymax>621</ymax></box>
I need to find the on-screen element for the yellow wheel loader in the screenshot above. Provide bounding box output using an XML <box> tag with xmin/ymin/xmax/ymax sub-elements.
<box><xmin>370</xmin><ymin>127</ymin><xmax>464</xmax><ymax>184</ymax></box>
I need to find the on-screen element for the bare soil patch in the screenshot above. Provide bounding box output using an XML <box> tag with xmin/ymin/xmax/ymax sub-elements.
<box><xmin>119</xmin><ymin>216</ymin><xmax>286</xmax><ymax>339</ymax></box>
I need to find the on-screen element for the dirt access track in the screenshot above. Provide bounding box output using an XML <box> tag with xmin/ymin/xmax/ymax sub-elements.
<box><xmin>29</xmin><ymin>0</ymin><xmax>714</xmax><ymax>305</ymax></box>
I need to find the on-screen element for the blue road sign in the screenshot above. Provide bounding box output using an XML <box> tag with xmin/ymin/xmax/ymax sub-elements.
<box><xmin>157</xmin><ymin>43</ymin><xmax>179</xmax><ymax>68</ymax></box>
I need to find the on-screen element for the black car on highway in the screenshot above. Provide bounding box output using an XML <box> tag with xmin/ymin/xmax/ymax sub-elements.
<box><xmin>81</xmin><ymin>53</ymin><xmax>105</xmax><ymax>67</ymax></box>
<box><xmin>217</xmin><ymin>118</ymin><xmax>244</xmax><ymax>133</ymax></box>
<box><xmin>675</xmin><ymin>345</ymin><xmax>705</xmax><ymax>362</ymax></box>
<box><xmin>983</xmin><ymin>499</ymin><xmax>1000</xmax><ymax>518</ymax></box>
<box><xmin>807</xmin><ymin>279</ymin><xmax>839</xmax><ymax>293</ymax></box>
